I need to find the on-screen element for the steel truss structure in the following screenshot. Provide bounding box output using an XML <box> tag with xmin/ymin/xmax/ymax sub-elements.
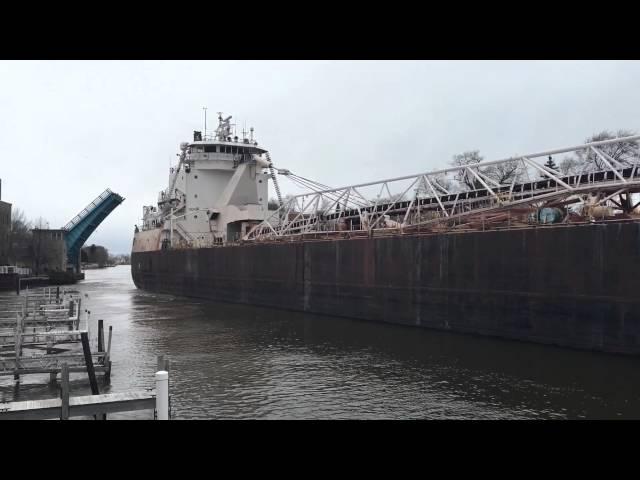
<box><xmin>244</xmin><ymin>135</ymin><xmax>640</xmax><ymax>241</ymax></box>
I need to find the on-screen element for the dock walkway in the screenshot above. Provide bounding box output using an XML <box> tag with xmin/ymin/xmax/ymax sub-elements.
<box><xmin>0</xmin><ymin>287</ymin><xmax>112</xmax><ymax>381</ymax></box>
<box><xmin>0</xmin><ymin>391</ymin><xmax>156</xmax><ymax>420</ymax></box>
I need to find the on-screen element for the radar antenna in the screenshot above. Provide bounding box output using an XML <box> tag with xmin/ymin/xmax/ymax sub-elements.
<box><xmin>215</xmin><ymin>113</ymin><xmax>233</xmax><ymax>141</ymax></box>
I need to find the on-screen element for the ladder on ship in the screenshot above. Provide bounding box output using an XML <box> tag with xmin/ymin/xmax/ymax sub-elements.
<box><xmin>266</xmin><ymin>152</ymin><xmax>283</xmax><ymax>208</ymax></box>
<box><xmin>174</xmin><ymin>222</ymin><xmax>195</xmax><ymax>246</ymax></box>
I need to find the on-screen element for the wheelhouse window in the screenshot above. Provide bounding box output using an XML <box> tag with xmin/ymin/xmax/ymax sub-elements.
<box><xmin>204</xmin><ymin>145</ymin><xmax>217</xmax><ymax>153</ymax></box>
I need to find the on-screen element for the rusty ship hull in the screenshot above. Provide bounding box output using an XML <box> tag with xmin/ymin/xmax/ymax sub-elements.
<box><xmin>131</xmin><ymin>220</ymin><xmax>640</xmax><ymax>356</ymax></box>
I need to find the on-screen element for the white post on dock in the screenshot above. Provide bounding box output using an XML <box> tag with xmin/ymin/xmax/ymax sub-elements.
<box><xmin>155</xmin><ymin>370</ymin><xmax>169</xmax><ymax>420</ymax></box>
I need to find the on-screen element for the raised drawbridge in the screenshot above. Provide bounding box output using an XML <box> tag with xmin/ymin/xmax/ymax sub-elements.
<box><xmin>63</xmin><ymin>189</ymin><xmax>125</xmax><ymax>266</ymax></box>
<box><xmin>244</xmin><ymin>135</ymin><xmax>640</xmax><ymax>241</ymax></box>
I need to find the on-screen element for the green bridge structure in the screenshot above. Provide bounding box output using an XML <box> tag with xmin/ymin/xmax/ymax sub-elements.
<box><xmin>63</xmin><ymin>189</ymin><xmax>125</xmax><ymax>271</ymax></box>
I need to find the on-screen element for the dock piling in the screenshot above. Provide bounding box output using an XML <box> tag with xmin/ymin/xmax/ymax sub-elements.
<box><xmin>106</xmin><ymin>326</ymin><xmax>112</xmax><ymax>363</ymax></box>
<box><xmin>105</xmin><ymin>326</ymin><xmax>113</xmax><ymax>384</ymax></box>
<box><xmin>81</xmin><ymin>331</ymin><xmax>106</xmax><ymax>420</ymax></box>
<box><xmin>155</xmin><ymin>370</ymin><xmax>169</xmax><ymax>420</ymax></box>
<box><xmin>60</xmin><ymin>363</ymin><xmax>69</xmax><ymax>420</ymax></box>
<box><xmin>14</xmin><ymin>312</ymin><xmax>23</xmax><ymax>383</ymax></box>
<box><xmin>80</xmin><ymin>332</ymin><xmax>99</xmax><ymax>395</ymax></box>
<box><xmin>105</xmin><ymin>361</ymin><xmax>112</xmax><ymax>384</ymax></box>
<box><xmin>97</xmin><ymin>320</ymin><xmax>104</xmax><ymax>361</ymax></box>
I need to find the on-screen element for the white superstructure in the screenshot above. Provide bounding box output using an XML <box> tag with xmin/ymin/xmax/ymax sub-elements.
<box><xmin>133</xmin><ymin>113</ymin><xmax>272</xmax><ymax>252</ymax></box>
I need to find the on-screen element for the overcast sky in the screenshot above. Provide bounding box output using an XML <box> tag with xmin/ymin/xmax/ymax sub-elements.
<box><xmin>0</xmin><ymin>60</ymin><xmax>638</xmax><ymax>254</ymax></box>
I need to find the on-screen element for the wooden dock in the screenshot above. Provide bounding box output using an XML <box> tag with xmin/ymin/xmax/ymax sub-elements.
<box><xmin>0</xmin><ymin>356</ymin><xmax>172</xmax><ymax>420</ymax></box>
<box><xmin>0</xmin><ymin>391</ymin><xmax>156</xmax><ymax>420</ymax></box>
<box><xmin>1</xmin><ymin>288</ymin><xmax>172</xmax><ymax>420</ymax></box>
<box><xmin>0</xmin><ymin>287</ymin><xmax>112</xmax><ymax>381</ymax></box>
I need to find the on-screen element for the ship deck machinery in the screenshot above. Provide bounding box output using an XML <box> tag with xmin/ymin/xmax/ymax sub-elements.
<box><xmin>244</xmin><ymin>135</ymin><xmax>640</xmax><ymax>241</ymax></box>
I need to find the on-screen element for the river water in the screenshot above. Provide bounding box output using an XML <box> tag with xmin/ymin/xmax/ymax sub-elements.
<box><xmin>2</xmin><ymin>265</ymin><xmax>640</xmax><ymax>419</ymax></box>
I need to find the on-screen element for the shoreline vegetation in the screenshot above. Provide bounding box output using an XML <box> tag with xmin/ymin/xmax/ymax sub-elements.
<box><xmin>82</xmin><ymin>262</ymin><xmax>130</xmax><ymax>269</ymax></box>
<box><xmin>81</xmin><ymin>245</ymin><xmax>130</xmax><ymax>268</ymax></box>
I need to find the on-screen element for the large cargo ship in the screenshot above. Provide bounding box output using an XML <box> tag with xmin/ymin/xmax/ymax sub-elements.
<box><xmin>132</xmin><ymin>114</ymin><xmax>640</xmax><ymax>355</ymax></box>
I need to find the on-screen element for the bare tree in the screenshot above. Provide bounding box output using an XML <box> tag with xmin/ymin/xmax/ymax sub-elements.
<box><xmin>84</xmin><ymin>244</ymin><xmax>109</xmax><ymax>266</ymax></box>
<box><xmin>319</xmin><ymin>196</ymin><xmax>332</xmax><ymax>212</ymax></box>
<box><xmin>576</xmin><ymin>129</ymin><xmax>639</xmax><ymax>171</ymax></box>
<box><xmin>451</xmin><ymin>150</ymin><xmax>484</xmax><ymax>189</ymax></box>
<box><xmin>31</xmin><ymin>217</ymin><xmax>51</xmax><ymax>274</ymax></box>
<box><xmin>451</xmin><ymin>150</ymin><xmax>520</xmax><ymax>190</ymax></box>
<box><xmin>95</xmin><ymin>246</ymin><xmax>109</xmax><ymax>267</ymax></box>
<box><xmin>414</xmin><ymin>174</ymin><xmax>456</xmax><ymax>196</ymax></box>
<box><xmin>9</xmin><ymin>208</ymin><xmax>32</xmax><ymax>265</ymax></box>
<box><xmin>483</xmin><ymin>160</ymin><xmax>521</xmax><ymax>185</ymax></box>
<box><xmin>431</xmin><ymin>174</ymin><xmax>454</xmax><ymax>194</ymax></box>
<box><xmin>371</xmin><ymin>192</ymin><xmax>406</xmax><ymax>205</ymax></box>
<box><xmin>109</xmin><ymin>253</ymin><xmax>131</xmax><ymax>265</ymax></box>
<box><xmin>558</xmin><ymin>156</ymin><xmax>581</xmax><ymax>175</ymax></box>
<box><xmin>32</xmin><ymin>216</ymin><xmax>49</xmax><ymax>230</ymax></box>
<box><xmin>278</xmin><ymin>194</ymin><xmax>298</xmax><ymax>220</ymax></box>
<box><xmin>10</xmin><ymin>208</ymin><xmax>31</xmax><ymax>238</ymax></box>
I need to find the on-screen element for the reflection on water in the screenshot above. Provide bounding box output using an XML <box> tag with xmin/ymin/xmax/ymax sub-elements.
<box><xmin>2</xmin><ymin>265</ymin><xmax>640</xmax><ymax>419</ymax></box>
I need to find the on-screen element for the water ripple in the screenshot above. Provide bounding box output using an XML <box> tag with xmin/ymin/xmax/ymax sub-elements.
<box><xmin>3</xmin><ymin>266</ymin><xmax>640</xmax><ymax>419</ymax></box>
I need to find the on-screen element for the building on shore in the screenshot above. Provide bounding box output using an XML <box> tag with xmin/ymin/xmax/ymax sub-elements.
<box><xmin>0</xmin><ymin>179</ymin><xmax>12</xmax><ymax>265</ymax></box>
<box><xmin>31</xmin><ymin>228</ymin><xmax>68</xmax><ymax>274</ymax></box>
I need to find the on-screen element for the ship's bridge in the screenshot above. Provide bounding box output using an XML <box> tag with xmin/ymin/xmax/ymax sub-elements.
<box><xmin>189</xmin><ymin>141</ymin><xmax>267</xmax><ymax>156</ymax></box>
<box><xmin>185</xmin><ymin>113</ymin><xmax>269</xmax><ymax>170</ymax></box>
<box><xmin>189</xmin><ymin>113</ymin><xmax>268</xmax><ymax>156</ymax></box>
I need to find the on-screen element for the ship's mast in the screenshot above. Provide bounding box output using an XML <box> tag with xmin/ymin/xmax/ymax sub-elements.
<box><xmin>216</xmin><ymin>113</ymin><xmax>232</xmax><ymax>141</ymax></box>
<box><xmin>203</xmin><ymin>106</ymin><xmax>207</xmax><ymax>139</ymax></box>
